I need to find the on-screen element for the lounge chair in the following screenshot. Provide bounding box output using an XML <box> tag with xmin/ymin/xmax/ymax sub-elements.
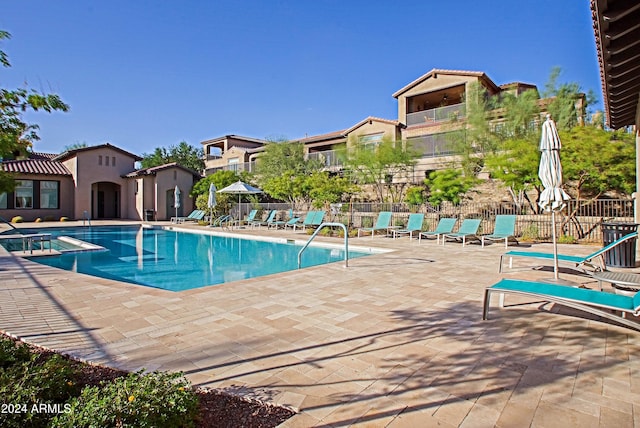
<box><xmin>418</xmin><ymin>218</ymin><xmax>457</xmax><ymax>244</ymax></box>
<box><xmin>268</xmin><ymin>209</ymin><xmax>300</xmax><ymax>229</ymax></box>
<box><xmin>358</xmin><ymin>211</ymin><xmax>393</xmax><ymax>238</ymax></box>
<box><xmin>310</xmin><ymin>210</ymin><xmax>326</xmax><ymax>228</ymax></box>
<box><xmin>393</xmin><ymin>213</ymin><xmax>425</xmax><ymax>239</ymax></box>
<box><xmin>442</xmin><ymin>218</ymin><xmax>482</xmax><ymax>246</ymax></box>
<box><xmin>235</xmin><ymin>209</ymin><xmax>258</xmax><ymax>227</ymax></box>
<box><xmin>250</xmin><ymin>210</ymin><xmax>277</xmax><ymax>228</ymax></box>
<box><xmin>171</xmin><ymin>210</ymin><xmax>205</xmax><ymax>224</ymax></box>
<box><xmin>272</xmin><ymin>216</ymin><xmax>302</xmax><ymax>230</ymax></box>
<box><xmin>481</xmin><ymin>215</ymin><xmax>518</xmax><ymax>248</ymax></box>
<box><xmin>499</xmin><ymin>232</ymin><xmax>638</xmax><ymax>273</ymax></box>
<box><xmin>286</xmin><ymin>211</ymin><xmax>315</xmax><ymax>231</ymax></box>
<box><xmin>483</xmin><ymin>278</ymin><xmax>640</xmax><ymax>331</ymax></box>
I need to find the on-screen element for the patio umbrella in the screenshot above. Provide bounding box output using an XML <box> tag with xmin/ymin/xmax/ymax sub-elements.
<box><xmin>174</xmin><ymin>185</ymin><xmax>181</xmax><ymax>219</ymax></box>
<box><xmin>538</xmin><ymin>115</ymin><xmax>570</xmax><ymax>280</ymax></box>
<box><xmin>207</xmin><ymin>183</ymin><xmax>217</xmax><ymax>226</ymax></box>
<box><xmin>217</xmin><ymin>180</ymin><xmax>262</xmax><ymax>219</ymax></box>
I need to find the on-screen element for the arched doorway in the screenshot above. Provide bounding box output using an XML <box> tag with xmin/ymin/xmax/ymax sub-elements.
<box><xmin>91</xmin><ymin>182</ymin><xmax>121</xmax><ymax>219</ymax></box>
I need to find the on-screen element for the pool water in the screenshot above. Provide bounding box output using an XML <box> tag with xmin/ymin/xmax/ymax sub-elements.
<box><xmin>18</xmin><ymin>226</ymin><xmax>373</xmax><ymax>291</ymax></box>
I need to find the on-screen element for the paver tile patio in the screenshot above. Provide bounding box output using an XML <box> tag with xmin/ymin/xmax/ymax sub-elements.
<box><xmin>2</xmin><ymin>220</ymin><xmax>640</xmax><ymax>426</ymax></box>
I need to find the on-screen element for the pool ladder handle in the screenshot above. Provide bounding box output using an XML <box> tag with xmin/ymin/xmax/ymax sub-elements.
<box><xmin>83</xmin><ymin>210</ymin><xmax>92</xmax><ymax>227</ymax></box>
<box><xmin>297</xmin><ymin>222</ymin><xmax>348</xmax><ymax>269</ymax></box>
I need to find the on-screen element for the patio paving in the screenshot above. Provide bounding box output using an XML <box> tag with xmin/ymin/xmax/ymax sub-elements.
<box><xmin>2</xmin><ymin>220</ymin><xmax>640</xmax><ymax>427</ymax></box>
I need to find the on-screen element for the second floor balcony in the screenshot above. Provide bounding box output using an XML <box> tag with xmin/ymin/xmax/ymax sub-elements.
<box><xmin>406</xmin><ymin>103</ymin><xmax>466</xmax><ymax>127</ymax></box>
<box><xmin>306</xmin><ymin>149</ymin><xmax>346</xmax><ymax>169</ymax></box>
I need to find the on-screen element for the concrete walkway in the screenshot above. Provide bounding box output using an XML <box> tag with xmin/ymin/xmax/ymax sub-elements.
<box><xmin>1</xmin><ymin>221</ymin><xmax>640</xmax><ymax>427</ymax></box>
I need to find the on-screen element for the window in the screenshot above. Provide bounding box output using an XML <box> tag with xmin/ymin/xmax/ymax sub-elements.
<box><xmin>105</xmin><ymin>156</ymin><xmax>110</xmax><ymax>166</ymax></box>
<box><xmin>228</xmin><ymin>157</ymin><xmax>239</xmax><ymax>172</ymax></box>
<box><xmin>359</xmin><ymin>133</ymin><xmax>383</xmax><ymax>151</ymax></box>
<box><xmin>0</xmin><ymin>192</ymin><xmax>6</xmax><ymax>209</ymax></box>
<box><xmin>40</xmin><ymin>181</ymin><xmax>59</xmax><ymax>209</ymax></box>
<box><xmin>112</xmin><ymin>156</ymin><xmax>116</xmax><ymax>166</ymax></box>
<box><xmin>98</xmin><ymin>155</ymin><xmax>103</xmax><ymax>165</ymax></box>
<box><xmin>15</xmin><ymin>180</ymin><xmax>33</xmax><ymax>209</ymax></box>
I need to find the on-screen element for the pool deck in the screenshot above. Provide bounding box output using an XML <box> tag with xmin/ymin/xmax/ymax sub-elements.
<box><xmin>2</xmin><ymin>220</ymin><xmax>640</xmax><ymax>427</ymax></box>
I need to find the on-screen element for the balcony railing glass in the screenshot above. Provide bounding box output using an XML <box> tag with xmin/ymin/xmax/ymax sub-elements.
<box><xmin>406</xmin><ymin>103</ymin><xmax>466</xmax><ymax>126</ymax></box>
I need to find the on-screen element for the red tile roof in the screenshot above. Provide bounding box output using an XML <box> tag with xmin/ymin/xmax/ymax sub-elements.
<box><xmin>1</xmin><ymin>158</ymin><xmax>71</xmax><ymax>176</ymax></box>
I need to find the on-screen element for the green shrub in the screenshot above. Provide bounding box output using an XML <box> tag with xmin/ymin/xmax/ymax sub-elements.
<box><xmin>59</xmin><ymin>217</ymin><xmax>69</xmax><ymax>222</ymax></box>
<box><xmin>0</xmin><ymin>336</ymin><xmax>32</xmax><ymax>368</ymax></box>
<box><xmin>557</xmin><ymin>234</ymin><xmax>577</xmax><ymax>244</ymax></box>
<box><xmin>52</xmin><ymin>371</ymin><xmax>198</xmax><ymax>428</ymax></box>
<box><xmin>0</xmin><ymin>351</ymin><xmax>80</xmax><ymax>428</ymax></box>
<box><xmin>35</xmin><ymin>217</ymin><xmax>43</xmax><ymax>223</ymax></box>
<box><xmin>10</xmin><ymin>216</ymin><xmax>23</xmax><ymax>223</ymax></box>
<box><xmin>520</xmin><ymin>223</ymin><xmax>540</xmax><ymax>242</ymax></box>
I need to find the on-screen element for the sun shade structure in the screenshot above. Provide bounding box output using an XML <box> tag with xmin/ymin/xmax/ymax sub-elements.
<box><xmin>538</xmin><ymin>115</ymin><xmax>570</xmax><ymax>281</ymax></box>
<box><xmin>217</xmin><ymin>181</ymin><xmax>262</xmax><ymax>219</ymax></box>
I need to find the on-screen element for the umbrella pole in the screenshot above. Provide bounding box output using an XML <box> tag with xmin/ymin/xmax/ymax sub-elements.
<box><xmin>552</xmin><ymin>211</ymin><xmax>559</xmax><ymax>280</ymax></box>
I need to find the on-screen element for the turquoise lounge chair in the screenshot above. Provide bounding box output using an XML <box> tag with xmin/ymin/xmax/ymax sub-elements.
<box><xmin>250</xmin><ymin>210</ymin><xmax>277</xmax><ymax>228</ymax></box>
<box><xmin>393</xmin><ymin>213</ymin><xmax>425</xmax><ymax>240</ymax></box>
<box><xmin>269</xmin><ymin>209</ymin><xmax>300</xmax><ymax>229</ymax></box>
<box><xmin>171</xmin><ymin>210</ymin><xmax>205</xmax><ymax>224</ymax></box>
<box><xmin>235</xmin><ymin>209</ymin><xmax>258</xmax><ymax>227</ymax></box>
<box><xmin>442</xmin><ymin>218</ymin><xmax>482</xmax><ymax>246</ymax></box>
<box><xmin>483</xmin><ymin>278</ymin><xmax>640</xmax><ymax>331</ymax></box>
<box><xmin>499</xmin><ymin>231</ymin><xmax>638</xmax><ymax>273</ymax></box>
<box><xmin>358</xmin><ymin>211</ymin><xmax>393</xmax><ymax>238</ymax></box>
<box><xmin>287</xmin><ymin>211</ymin><xmax>316</xmax><ymax>231</ymax></box>
<box><xmin>310</xmin><ymin>210</ymin><xmax>326</xmax><ymax>228</ymax></box>
<box><xmin>272</xmin><ymin>216</ymin><xmax>302</xmax><ymax>230</ymax></box>
<box><xmin>481</xmin><ymin>215</ymin><xmax>518</xmax><ymax>248</ymax></box>
<box><xmin>418</xmin><ymin>218</ymin><xmax>457</xmax><ymax>244</ymax></box>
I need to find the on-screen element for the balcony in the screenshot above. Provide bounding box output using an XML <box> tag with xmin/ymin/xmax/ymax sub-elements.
<box><xmin>306</xmin><ymin>149</ymin><xmax>346</xmax><ymax>169</ymax></box>
<box><xmin>205</xmin><ymin>161</ymin><xmax>256</xmax><ymax>175</ymax></box>
<box><xmin>406</xmin><ymin>103</ymin><xmax>466</xmax><ymax>127</ymax></box>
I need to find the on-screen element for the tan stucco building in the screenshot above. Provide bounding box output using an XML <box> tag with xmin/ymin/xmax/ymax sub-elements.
<box><xmin>1</xmin><ymin>144</ymin><xmax>200</xmax><ymax>222</ymax></box>
<box><xmin>201</xmin><ymin>68</ymin><xmax>574</xmax><ymax>184</ymax></box>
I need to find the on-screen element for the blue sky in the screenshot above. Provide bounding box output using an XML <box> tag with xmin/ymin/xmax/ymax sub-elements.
<box><xmin>3</xmin><ymin>1</ymin><xmax>600</xmax><ymax>156</ymax></box>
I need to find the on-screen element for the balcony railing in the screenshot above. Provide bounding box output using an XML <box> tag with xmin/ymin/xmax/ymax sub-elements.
<box><xmin>406</xmin><ymin>103</ymin><xmax>466</xmax><ymax>126</ymax></box>
<box><xmin>205</xmin><ymin>161</ymin><xmax>256</xmax><ymax>175</ymax></box>
<box><xmin>306</xmin><ymin>149</ymin><xmax>346</xmax><ymax>169</ymax></box>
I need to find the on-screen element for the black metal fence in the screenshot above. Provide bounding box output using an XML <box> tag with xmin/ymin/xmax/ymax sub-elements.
<box><xmin>239</xmin><ymin>199</ymin><xmax>635</xmax><ymax>243</ymax></box>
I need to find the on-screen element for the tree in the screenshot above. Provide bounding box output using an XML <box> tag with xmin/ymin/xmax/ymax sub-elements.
<box><xmin>424</xmin><ymin>169</ymin><xmax>477</xmax><ymax>206</ymax></box>
<box><xmin>542</xmin><ymin>67</ymin><xmax>596</xmax><ymax>129</ymax></box>
<box><xmin>62</xmin><ymin>142</ymin><xmax>88</xmax><ymax>152</ymax></box>
<box><xmin>306</xmin><ymin>172</ymin><xmax>358</xmax><ymax>209</ymax></box>
<box><xmin>141</xmin><ymin>141</ymin><xmax>204</xmax><ymax>173</ymax></box>
<box><xmin>447</xmin><ymin>81</ymin><xmax>502</xmax><ymax>176</ymax></box>
<box><xmin>254</xmin><ymin>139</ymin><xmax>324</xmax><ymax>208</ymax></box>
<box><xmin>561</xmin><ymin>126</ymin><xmax>635</xmax><ymax>199</ymax></box>
<box><xmin>191</xmin><ymin>170</ymin><xmax>239</xmax><ymax>215</ymax></box>
<box><xmin>1</xmin><ymin>30</ymin><xmax>69</xmax><ymax>193</ymax></box>
<box><xmin>343</xmin><ymin>136</ymin><xmax>418</xmax><ymax>203</ymax></box>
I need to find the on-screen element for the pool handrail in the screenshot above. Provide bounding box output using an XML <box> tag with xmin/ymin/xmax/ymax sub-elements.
<box><xmin>298</xmin><ymin>222</ymin><xmax>348</xmax><ymax>269</ymax></box>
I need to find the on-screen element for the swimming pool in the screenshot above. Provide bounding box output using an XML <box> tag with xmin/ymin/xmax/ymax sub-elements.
<box><xmin>14</xmin><ymin>226</ymin><xmax>375</xmax><ymax>291</ymax></box>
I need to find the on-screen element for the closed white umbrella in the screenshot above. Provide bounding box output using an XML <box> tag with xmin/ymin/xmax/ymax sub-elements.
<box><xmin>538</xmin><ymin>115</ymin><xmax>570</xmax><ymax>280</ymax></box>
<box><xmin>207</xmin><ymin>183</ymin><xmax>217</xmax><ymax>226</ymax></box>
<box><xmin>174</xmin><ymin>185</ymin><xmax>181</xmax><ymax>219</ymax></box>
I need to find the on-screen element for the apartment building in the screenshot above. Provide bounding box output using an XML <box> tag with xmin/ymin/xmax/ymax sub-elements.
<box><xmin>203</xmin><ymin>69</ymin><xmax>547</xmax><ymax>180</ymax></box>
